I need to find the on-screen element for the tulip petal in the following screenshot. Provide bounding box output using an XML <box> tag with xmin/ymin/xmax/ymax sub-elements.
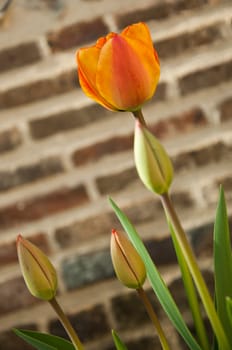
<box><xmin>122</xmin><ymin>23</ymin><xmax>160</xmax><ymax>100</ymax></box>
<box><xmin>95</xmin><ymin>36</ymin><xmax>144</xmax><ymax>110</ymax></box>
<box><xmin>124</xmin><ymin>36</ymin><xmax>160</xmax><ymax>101</ymax></box>
<box><xmin>122</xmin><ymin>22</ymin><xmax>159</xmax><ymax>65</ymax></box>
<box><xmin>77</xmin><ymin>46</ymin><xmax>116</xmax><ymax>110</ymax></box>
<box><xmin>122</xmin><ymin>22</ymin><xmax>154</xmax><ymax>52</ymax></box>
<box><xmin>96</xmin><ymin>32</ymin><xmax>160</xmax><ymax>111</ymax></box>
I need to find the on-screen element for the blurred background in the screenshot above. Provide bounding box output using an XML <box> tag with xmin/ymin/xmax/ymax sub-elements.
<box><xmin>0</xmin><ymin>0</ymin><xmax>231</xmax><ymax>349</ymax></box>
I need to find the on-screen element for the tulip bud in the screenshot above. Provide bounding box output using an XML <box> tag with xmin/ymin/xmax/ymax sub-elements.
<box><xmin>111</xmin><ymin>229</ymin><xmax>146</xmax><ymax>289</ymax></box>
<box><xmin>17</xmin><ymin>234</ymin><xmax>57</xmax><ymax>301</ymax></box>
<box><xmin>134</xmin><ymin>120</ymin><xmax>173</xmax><ymax>195</ymax></box>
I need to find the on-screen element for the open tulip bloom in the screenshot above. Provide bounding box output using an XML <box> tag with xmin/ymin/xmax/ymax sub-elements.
<box><xmin>77</xmin><ymin>22</ymin><xmax>160</xmax><ymax>111</ymax></box>
<box><xmin>15</xmin><ymin>21</ymin><xmax>232</xmax><ymax>350</ymax></box>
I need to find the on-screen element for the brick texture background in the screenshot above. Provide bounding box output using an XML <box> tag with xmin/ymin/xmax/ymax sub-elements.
<box><xmin>0</xmin><ymin>0</ymin><xmax>231</xmax><ymax>349</ymax></box>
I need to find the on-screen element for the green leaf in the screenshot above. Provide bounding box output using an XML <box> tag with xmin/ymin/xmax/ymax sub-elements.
<box><xmin>14</xmin><ymin>329</ymin><xmax>75</xmax><ymax>350</ymax></box>
<box><xmin>168</xmin><ymin>220</ymin><xmax>210</xmax><ymax>350</ymax></box>
<box><xmin>109</xmin><ymin>197</ymin><xmax>201</xmax><ymax>350</ymax></box>
<box><xmin>112</xmin><ymin>330</ymin><xmax>128</xmax><ymax>350</ymax></box>
<box><xmin>214</xmin><ymin>186</ymin><xmax>232</xmax><ymax>346</ymax></box>
<box><xmin>226</xmin><ymin>297</ymin><xmax>232</xmax><ymax>328</ymax></box>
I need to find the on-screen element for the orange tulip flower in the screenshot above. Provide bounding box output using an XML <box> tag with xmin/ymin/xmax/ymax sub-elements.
<box><xmin>77</xmin><ymin>22</ymin><xmax>160</xmax><ymax>112</ymax></box>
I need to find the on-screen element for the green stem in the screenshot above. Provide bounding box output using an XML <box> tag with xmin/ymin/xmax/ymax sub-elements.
<box><xmin>170</xmin><ymin>221</ymin><xmax>210</xmax><ymax>350</ymax></box>
<box><xmin>132</xmin><ymin>109</ymin><xmax>147</xmax><ymax>126</ymax></box>
<box><xmin>161</xmin><ymin>192</ymin><xmax>230</xmax><ymax>350</ymax></box>
<box><xmin>49</xmin><ymin>297</ymin><xmax>84</xmax><ymax>350</ymax></box>
<box><xmin>137</xmin><ymin>287</ymin><xmax>171</xmax><ymax>350</ymax></box>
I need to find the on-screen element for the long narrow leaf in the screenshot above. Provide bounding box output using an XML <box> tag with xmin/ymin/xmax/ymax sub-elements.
<box><xmin>226</xmin><ymin>297</ymin><xmax>232</xmax><ymax>328</ymax></box>
<box><xmin>13</xmin><ymin>329</ymin><xmax>75</xmax><ymax>350</ymax></box>
<box><xmin>112</xmin><ymin>330</ymin><xmax>128</xmax><ymax>350</ymax></box>
<box><xmin>214</xmin><ymin>187</ymin><xmax>232</xmax><ymax>346</ymax></box>
<box><xmin>109</xmin><ymin>197</ymin><xmax>201</xmax><ymax>350</ymax></box>
<box><xmin>168</xmin><ymin>220</ymin><xmax>210</xmax><ymax>350</ymax></box>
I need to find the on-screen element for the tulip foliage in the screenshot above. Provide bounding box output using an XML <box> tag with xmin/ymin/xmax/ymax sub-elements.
<box><xmin>15</xmin><ymin>21</ymin><xmax>232</xmax><ymax>350</ymax></box>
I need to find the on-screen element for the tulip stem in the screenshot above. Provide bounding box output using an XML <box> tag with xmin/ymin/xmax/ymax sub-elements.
<box><xmin>137</xmin><ymin>287</ymin><xmax>171</xmax><ymax>350</ymax></box>
<box><xmin>160</xmin><ymin>192</ymin><xmax>230</xmax><ymax>350</ymax></box>
<box><xmin>49</xmin><ymin>297</ymin><xmax>84</xmax><ymax>350</ymax></box>
<box><xmin>133</xmin><ymin>109</ymin><xmax>147</xmax><ymax>126</ymax></box>
<box><xmin>168</xmin><ymin>219</ymin><xmax>210</xmax><ymax>350</ymax></box>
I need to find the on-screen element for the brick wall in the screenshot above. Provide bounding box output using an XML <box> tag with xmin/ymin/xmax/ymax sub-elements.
<box><xmin>0</xmin><ymin>0</ymin><xmax>231</xmax><ymax>349</ymax></box>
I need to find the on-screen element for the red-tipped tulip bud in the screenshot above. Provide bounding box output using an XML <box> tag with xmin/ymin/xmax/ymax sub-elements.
<box><xmin>134</xmin><ymin>121</ymin><xmax>173</xmax><ymax>194</ymax></box>
<box><xmin>17</xmin><ymin>234</ymin><xmax>57</xmax><ymax>301</ymax></box>
<box><xmin>111</xmin><ymin>229</ymin><xmax>146</xmax><ymax>289</ymax></box>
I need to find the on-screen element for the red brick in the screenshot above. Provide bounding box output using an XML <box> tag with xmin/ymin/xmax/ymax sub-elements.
<box><xmin>222</xmin><ymin>175</ymin><xmax>232</xmax><ymax>193</ymax></box>
<box><xmin>219</xmin><ymin>97</ymin><xmax>232</xmax><ymax>122</ymax></box>
<box><xmin>156</xmin><ymin>23</ymin><xmax>223</xmax><ymax>60</ymax></box>
<box><xmin>72</xmin><ymin>133</ymin><xmax>133</xmax><ymax>166</ymax></box>
<box><xmin>0</xmin><ymin>156</ymin><xmax>64</xmax><ymax>192</ymax></box>
<box><xmin>150</xmin><ymin>82</ymin><xmax>167</xmax><ymax>101</ymax></box>
<box><xmin>145</xmin><ymin>236</ymin><xmax>177</xmax><ymax>266</ymax></box>
<box><xmin>0</xmin><ymin>127</ymin><xmax>22</xmax><ymax>154</ymax></box>
<box><xmin>111</xmin><ymin>291</ymin><xmax>152</xmax><ymax>329</ymax></box>
<box><xmin>124</xmin><ymin>191</ymin><xmax>193</xmax><ymax>225</ymax></box>
<box><xmin>168</xmin><ymin>276</ymin><xmax>191</xmax><ymax>314</ymax></box>
<box><xmin>149</xmin><ymin>107</ymin><xmax>207</xmax><ymax>139</ymax></box>
<box><xmin>0</xmin><ymin>70</ymin><xmax>77</xmax><ymax>109</ymax></box>
<box><xmin>172</xmin><ymin>152</ymin><xmax>194</xmax><ymax>172</ymax></box>
<box><xmin>29</xmin><ymin>103</ymin><xmax>109</xmax><ymax>139</ymax></box>
<box><xmin>55</xmin><ymin>196</ymin><xmax>166</xmax><ymax>249</ymax></box>
<box><xmin>61</xmin><ymin>249</ymin><xmax>113</xmax><ymax>289</ymax></box>
<box><xmin>115</xmin><ymin>0</ymin><xmax>216</xmax><ymax>29</ymax></box>
<box><xmin>96</xmin><ymin>142</ymin><xmax>231</xmax><ymax>194</ymax></box>
<box><xmin>0</xmin><ymin>276</ymin><xmax>38</xmax><ymax>314</ymax></box>
<box><xmin>190</xmin><ymin>222</ymin><xmax>214</xmax><ymax>258</ymax></box>
<box><xmin>0</xmin><ymin>232</ymin><xmax>50</xmax><ymax>266</ymax></box>
<box><xmin>55</xmin><ymin>211</ymin><xmax>119</xmax><ymax>248</ymax></box>
<box><xmin>49</xmin><ymin>304</ymin><xmax>110</xmax><ymax>342</ymax></box>
<box><xmin>0</xmin><ymin>324</ymin><xmax>37</xmax><ymax>350</ymax></box>
<box><xmin>192</xmin><ymin>142</ymin><xmax>232</xmax><ymax>165</ymax></box>
<box><xmin>96</xmin><ymin>167</ymin><xmax>138</xmax><ymax>195</ymax></box>
<box><xmin>0</xmin><ymin>41</ymin><xmax>42</xmax><ymax>73</ymax></box>
<box><xmin>179</xmin><ymin>59</ymin><xmax>232</xmax><ymax>95</ymax></box>
<box><xmin>47</xmin><ymin>18</ymin><xmax>109</xmax><ymax>52</ymax></box>
<box><xmin>169</xmin><ymin>270</ymin><xmax>214</xmax><ymax>316</ymax></box>
<box><xmin>171</xmin><ymin>191</ymin><xmax>194</xmax><ymax>209</ymax></box>
<box><xmin>111</xmin><ymin>289</ymin><xmax>161</xmax><ymax>332</ymax></box>
<box><xmin>116</xmin><ymin>3</ymin><xmax>170</xmax><ymax>27</ymax></box>
<box><xmin>203</xmin><ymin>174</ymin><xmax>232</xmax><ymax>205</ymax></box>
<box><xmin>173</xmin><ymin>0</ymin><xmax>228</xmax><ymax>11</ymax></box>
<box><xmin>173</xmin><ymin>141</ymin><xmax>232</xmax><ymax>172</ymax></box>
<box><xmin>0</xmin><ymin>185</ymin><xmax>89</xmax><ymax>229</ymax></box>
<box><xmin>123</xmin><ymin>198</ymin><xmax>163</xmax><ymax>224</ymax></box>
<box><xmin>72</xmin><ymin>108</ymin><xmax>206</xmax><ymax>167</ymax></box>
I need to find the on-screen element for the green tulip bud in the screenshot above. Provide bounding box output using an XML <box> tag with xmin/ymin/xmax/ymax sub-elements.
<box><xmin>111</xmin><ymin>229</ymin><xmax>146</xmax><ymax>289</ymax></box>
<box><xmin>134</xmin><ymin>120</ymin><xmax>173</xmax><ymax>194</ymax></box>
<box><xmin>17</xmin><ymin>234</ymin><xmax>57</xmax><ymax>301</ymax></box>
